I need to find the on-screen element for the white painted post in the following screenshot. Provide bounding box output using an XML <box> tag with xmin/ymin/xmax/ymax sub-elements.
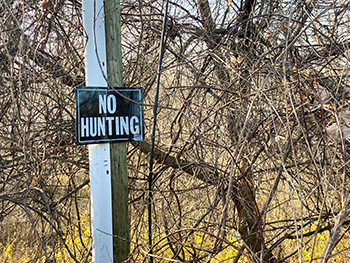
<box><xmin>82</xmin><ymin>1</ymin><xmax>114</xmax><ymax>262</ymax></box>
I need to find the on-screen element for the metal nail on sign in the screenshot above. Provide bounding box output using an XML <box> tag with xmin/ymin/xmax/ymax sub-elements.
<box><xmin>75</xmin><ymin>87</ymin><xmax>144</xmax><ymax>144</ymax></box>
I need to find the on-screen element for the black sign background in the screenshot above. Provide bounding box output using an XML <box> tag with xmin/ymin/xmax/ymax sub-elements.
<box><xmin>75</xmin><ymin>87</ymin><xmax>143</xmax><ymax>144</ymax></box>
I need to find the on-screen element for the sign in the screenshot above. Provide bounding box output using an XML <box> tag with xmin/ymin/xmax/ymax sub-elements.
<box><xmin>75</xmin><ymin>87</ymin><xmax>143</xmax><ymax>144</ymax></box>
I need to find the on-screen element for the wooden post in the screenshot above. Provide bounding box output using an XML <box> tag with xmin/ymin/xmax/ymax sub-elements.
<box><xmin>82</xmin><ymin>0</ymin><xmax>129</xmax><ymax>262</ymax></box>
<box><xmin>104</xmin><ymin>0</ymin><xmax>130</xmax><ymax>262</ymax></box>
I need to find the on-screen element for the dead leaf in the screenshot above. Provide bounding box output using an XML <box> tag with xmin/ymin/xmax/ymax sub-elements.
<box><xmin>327</xmin><ymin>107</ymin><xmax>350</xmax><ymax>140</ymax></box>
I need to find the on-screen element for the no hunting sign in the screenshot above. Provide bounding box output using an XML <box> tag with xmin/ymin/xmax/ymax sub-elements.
<box><xmin>75</xmin><ymin>87</ymin><xmax>143</xmax><ymax>144</ymax></box>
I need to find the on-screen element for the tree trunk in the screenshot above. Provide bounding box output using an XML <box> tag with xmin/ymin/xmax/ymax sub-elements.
<box><xmin>195</xmin><ymin>0</ymin><xmax>277</xmax><ymax>261</ymax></box>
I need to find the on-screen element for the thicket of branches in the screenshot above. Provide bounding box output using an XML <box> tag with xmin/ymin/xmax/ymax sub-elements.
<box><xmin>1</xmin><ymin>0</ymin><xmax>350</xmax><ymax>262</ymax></box>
